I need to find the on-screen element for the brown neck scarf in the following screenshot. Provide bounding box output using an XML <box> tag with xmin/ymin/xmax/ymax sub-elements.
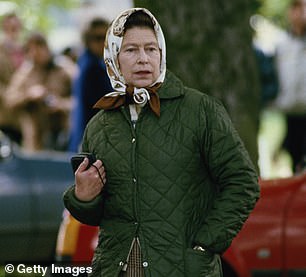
<box><xmin>94</xmin><ymin>83</ymin><xmax>161</xmax><ymax>117</ymax></box>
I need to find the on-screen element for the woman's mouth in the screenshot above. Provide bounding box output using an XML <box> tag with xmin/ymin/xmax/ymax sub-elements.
<box><xmin>135</xmin><ymin>70</ymin><xmax>151</xmax><ymax>76</ymax></box>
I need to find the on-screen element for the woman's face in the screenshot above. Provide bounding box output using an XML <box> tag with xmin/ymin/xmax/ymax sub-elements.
<box><xmin>118</xmin><ymin>27</ymin><xmax>161</xmax><ymax>88</ymax></box>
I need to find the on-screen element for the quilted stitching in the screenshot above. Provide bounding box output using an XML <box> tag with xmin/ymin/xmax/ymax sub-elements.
<box><xmin>67</xmin><ymin>71</ymin><xmax>259</xmax><ymax>277</ymax></box>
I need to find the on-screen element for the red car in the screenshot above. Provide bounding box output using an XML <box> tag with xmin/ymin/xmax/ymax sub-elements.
<box><xmin>56</xmin><ymin>172</ymin><xmax>306</xmax><ymax>276</ymax></box>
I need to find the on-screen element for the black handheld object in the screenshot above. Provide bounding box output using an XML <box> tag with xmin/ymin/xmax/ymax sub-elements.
<box><xmin>70</xmin><ymin>152</ymin><xmax>96</xmax><ymax>173</ymax></box>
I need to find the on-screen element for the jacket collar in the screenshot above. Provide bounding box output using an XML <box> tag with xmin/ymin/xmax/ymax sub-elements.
<box><xmin>158</xmin><ymin>70</ymin><xmax>185</xmax><ymax>100</ymax></box>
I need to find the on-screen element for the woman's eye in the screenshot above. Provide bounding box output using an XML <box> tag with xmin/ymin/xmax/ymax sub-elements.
<box><xmin>148</xmin><ymin>47</ymin><xmax>158</xmax><ymax>52</ymax></box>
<box><xmin>126</xmin><ymin>48</ymin><xmax>135</xmax><ymax>53</ymax></box>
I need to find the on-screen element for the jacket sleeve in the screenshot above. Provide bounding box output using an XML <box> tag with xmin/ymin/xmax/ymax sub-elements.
<box><xmin>63</xmin><ymin>185</ymin><xmax>104</xmax><ymax>226</ymax></box>
<box><xmin>194</xmin><ymin>97</ymin><xmax>260</xmax><ymax>254</ymax></box>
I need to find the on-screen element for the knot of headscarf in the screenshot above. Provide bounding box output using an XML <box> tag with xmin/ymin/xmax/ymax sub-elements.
<box><xmin>93</xmin><ymin>83</ymin><xmax>161</xmax><ymax>117</ymax></box>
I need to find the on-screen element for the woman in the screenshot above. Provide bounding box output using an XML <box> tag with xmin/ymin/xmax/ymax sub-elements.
<box><xmin>64</xmin><ymin>8</ymin><xmax>259</xmax><ymax>277</ymax></box>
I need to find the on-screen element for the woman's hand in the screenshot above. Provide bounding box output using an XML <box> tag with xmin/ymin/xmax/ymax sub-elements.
<box><xmin>74</xmin><ymin>158</ymin><xmax>106</xmax><ymax>202</ymax></box>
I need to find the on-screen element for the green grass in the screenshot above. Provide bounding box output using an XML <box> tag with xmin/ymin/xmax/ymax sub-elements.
<box><xmin>258</xmin><ymin>108</ymin><xmax>292</xmax><ymax>179</ymax></box>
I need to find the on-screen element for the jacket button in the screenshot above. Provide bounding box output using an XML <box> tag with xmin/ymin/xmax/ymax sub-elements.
<box><xmin>132</xmin><ymin>138</ymin><xmax>136</xmax><ymax>143</ymax></box>
<box><xmin>142</xmin><ymin>261</ymin><xmax>148</xmax><ymax>267</ymax></box>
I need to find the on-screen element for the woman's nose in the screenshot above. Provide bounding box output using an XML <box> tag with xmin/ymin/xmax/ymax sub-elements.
<box><xmin>137</xmin><ymin>48</ymin><xmax>149</xmax><ymax>63</ymax></box>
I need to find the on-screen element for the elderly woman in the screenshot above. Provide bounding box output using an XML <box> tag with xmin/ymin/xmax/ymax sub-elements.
<box><xmin>63</xmin><ymin>8</ymin><xmax>259</xmax><ymax>277</ymax></box>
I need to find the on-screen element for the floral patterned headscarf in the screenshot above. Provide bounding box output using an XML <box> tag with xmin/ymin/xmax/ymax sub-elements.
<box><xmin>104</xmin><ymin>7</ymin><xmax>166</xmax><ymax>92</ymax></box>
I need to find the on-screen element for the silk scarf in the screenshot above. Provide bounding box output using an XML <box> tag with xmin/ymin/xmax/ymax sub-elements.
<box><xmin>94</xmin><ymin>8</ymin><xmax>166</xmax><ymax>116</ymax></box>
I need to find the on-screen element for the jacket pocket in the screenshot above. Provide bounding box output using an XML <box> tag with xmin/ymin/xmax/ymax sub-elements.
<box><xmin>184</xmin><ymin>248</ymin><xmax>222</xmax><ymax>277</ymax></box>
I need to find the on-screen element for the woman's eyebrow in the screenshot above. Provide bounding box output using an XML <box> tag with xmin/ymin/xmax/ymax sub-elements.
<box><xmin>122</xmin><ymin>41</ymin><xmax>158</xmax><ymax>48</ymax></box>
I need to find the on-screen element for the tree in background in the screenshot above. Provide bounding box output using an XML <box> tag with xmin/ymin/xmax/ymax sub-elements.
<box><xmin>134</xmin><ymin>0</ymin><xmax>262</xmax><ymax>170</ymax></box>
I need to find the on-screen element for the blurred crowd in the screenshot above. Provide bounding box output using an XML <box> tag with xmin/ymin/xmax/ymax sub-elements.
<box><xmin>0</xmin><ymin>12</ymin><xmax>112</xmax><ymax>153</ymax></box>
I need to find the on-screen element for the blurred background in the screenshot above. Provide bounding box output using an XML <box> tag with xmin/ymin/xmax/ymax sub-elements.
<box><xmin>0</xmin><ymin>0</ymin><xmax>290</xmax><ymax>52</ymax></box>
<box><xmin>0</xmin><ymin>0</ymin><xmax>299</xmax><ymax>179</ymax></box>
<box><xmin>0</xmin><ymin>0</ymin><xmax>133</xmax><ymax>52</ymax></box>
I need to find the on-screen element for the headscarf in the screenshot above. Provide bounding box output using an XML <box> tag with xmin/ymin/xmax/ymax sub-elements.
<box><xmin>94</xmin><ymin>8</ymin><xmax>166</xmax><ymax>116</ymax></box>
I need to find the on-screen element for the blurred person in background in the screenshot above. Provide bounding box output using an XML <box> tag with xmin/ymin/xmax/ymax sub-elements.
<box><xmin>61</xmin><ymin>46</ymin><xmax>79</xmax><ymax>63</ymax></box>
<box><xmin>55</xmin><ymin>46</ymin><xmax>79</xmax><ymax>80</ymax></box>
<box><xmin>253</xmin><ymin>46</ymin><xmax>278</xmax><ymax>108</ymax></box>
<box><xmin>68</xmin><ymin>17</ymin><xmax>113</xmax><ymax>152</ymax></box>
<box><xmin>4</xmin><ymin>32</ymin><xmax>72</xmax><ymax>152</ymax></box>
<box><xmin>0</xmin><ymin>12</ymin><xmax>24</xmax><ymax>143</ymax></box>
<box><xmin>274</xmin><ymin>0</ymin><xmax>306</xmax><ymax>172</ymax></box>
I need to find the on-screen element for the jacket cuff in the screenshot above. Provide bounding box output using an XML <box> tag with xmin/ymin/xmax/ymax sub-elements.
<box><xmin>63</xmin><ymin>185</ymin><xmax>104</xmax><ymax>226</ymax></box>
<box><xmin>64</xmin><ymin>185</ymin><xmax>103</xmax><ymax>209</ymax></box>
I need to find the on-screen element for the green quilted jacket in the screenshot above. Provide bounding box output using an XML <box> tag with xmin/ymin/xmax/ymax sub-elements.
<box><xmin>64</xmin><ymin>70</ymin><xmax>259</xmax><ymax>277</ymax></box>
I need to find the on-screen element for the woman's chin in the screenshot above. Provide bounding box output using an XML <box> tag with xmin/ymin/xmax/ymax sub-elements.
<box><xmin>130</xmin><ymin>78</ymin><xmax>157</xmax><ymax>88</ymax></box>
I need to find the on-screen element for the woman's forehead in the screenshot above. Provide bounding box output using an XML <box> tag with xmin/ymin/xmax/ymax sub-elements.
<box><xmin>121</xmin><ymin>27</ymin><xmax>158</xmax><ymax>46</ymax></box>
